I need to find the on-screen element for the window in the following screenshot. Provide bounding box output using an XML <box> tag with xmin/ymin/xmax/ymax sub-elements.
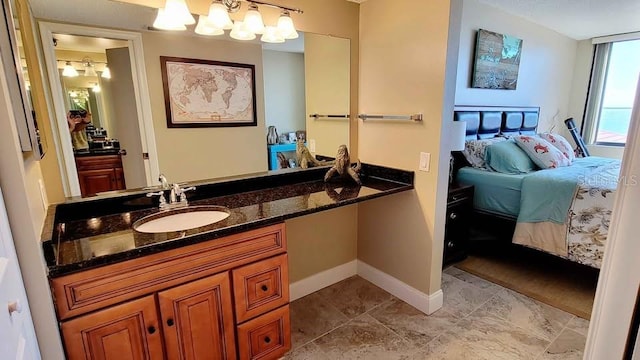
<box><xmin>584</xmin><ymin>39</ymin><xmax>640</xmax><ymax>146</ymax></box>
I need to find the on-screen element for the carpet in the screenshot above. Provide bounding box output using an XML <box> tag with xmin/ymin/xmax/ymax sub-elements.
<box><xmin>454</xmin><ymin>244</ymin><xmax>599</xmax><ymax>319</ymax></box>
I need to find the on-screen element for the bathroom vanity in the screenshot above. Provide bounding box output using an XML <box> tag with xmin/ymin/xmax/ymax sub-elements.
<box><xmin>42</xmin><ymin>164</ymin><xmax>413</xmax><ymax>359</ymax></box>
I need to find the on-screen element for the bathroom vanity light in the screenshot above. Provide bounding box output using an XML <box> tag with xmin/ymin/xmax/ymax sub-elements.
<box><xmin>62</xmin><ymin>61</ymin><xmax>78</xmax><ymax>77</ymax></box>
<box><xmin>101</xmin><ymin>66</ymin><xmax>111</xmax><ymax>79</ymax></box>
<box><xmin>91</xmin><ymin>83</ymin><xmax>101</xmax><ymax>93</ymax></box>
<box><xmin>153</xmin><ymin>0</ymin><xmax>302</xmax><ymax>43</ymax></box>
<box><xmin>83</xmin><ymin>59</ymin><xmax>97</xmax><ymax>77</ymax></box>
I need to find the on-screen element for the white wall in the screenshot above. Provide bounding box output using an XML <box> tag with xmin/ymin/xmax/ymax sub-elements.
<box><xmin>263</xmin><ymin>50</ymin><xmax>306</xmax><ymax>135</ymax></box>
<box><xmin>455</xmin><ymin>0</ymin><xmax>578</xmax><ymax>132</ymax></box>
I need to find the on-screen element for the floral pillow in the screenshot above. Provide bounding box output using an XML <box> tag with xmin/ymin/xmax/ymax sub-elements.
<box><xmin>514</xmin><ymin>135</ymin><xmax>571</xmax><ymax>169</ymax></box>
<box><xmin>462</xmin><ymin>137</ymin><xmax>507</xmax><ymax>168</ymax></box>
<box><xmin>539</xmin><ymin>132</ymin><xmax>575</xmax><ymax>163</ymax></box>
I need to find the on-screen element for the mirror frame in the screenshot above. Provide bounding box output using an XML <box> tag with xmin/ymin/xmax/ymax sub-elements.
<box><xmin>0</xmin><ymin>0</ymin><xmax>43</xmax><ymax>158</ymax></box>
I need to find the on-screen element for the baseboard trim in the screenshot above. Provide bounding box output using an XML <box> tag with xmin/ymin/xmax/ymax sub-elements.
<box><xmin>289</xmin><ymin>260</ymin><xmax>358</xmax><ymax>301</ymax></box>
<box><xmin>357</xmin><ymin>260</ymin><xmax>443</xmax><ymax>315</ymax></box>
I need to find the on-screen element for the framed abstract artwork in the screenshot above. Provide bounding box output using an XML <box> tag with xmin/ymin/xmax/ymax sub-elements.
<box><xmin>160</xmin><ymin>56</ymin><xmax>257</xmax><ymax>128</ymax></box>
<box><xmin>471</xmin><ymin>29</ymin><xmax>523</xmax><ymax>90</ymax></box>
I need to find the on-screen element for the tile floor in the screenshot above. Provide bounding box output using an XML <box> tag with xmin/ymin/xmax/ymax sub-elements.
<box><xmin>284</xmin><ymin>266</ymin><xmax>589</xmax><ymax>359</ymax></box>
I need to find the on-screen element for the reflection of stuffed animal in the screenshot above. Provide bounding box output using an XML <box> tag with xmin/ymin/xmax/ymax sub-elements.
<box><xmin>276</xmin><ymin>153</ymin><xmax>289</xmax><ymax>169</ymax></box>
<box><xmin>324</xmin><ymin>145</ymin><xmax>362</xmax><ymax>185</ymax></box>
<box><xmin>324</xmin><ymin>183</ymin><xmax>361</xmax><ymax>202</ymax></box>
<box><xmin>296</xmin><ymin>139</ymin><xmax>332</xmax><ymax>169</ymax></box>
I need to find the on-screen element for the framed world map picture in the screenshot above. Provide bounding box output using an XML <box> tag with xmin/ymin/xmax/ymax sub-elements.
<box><xmin>471</xmin><ymin>29</ymin><xmax>523</xmax><ymax>90</ymax></box>
<box><xmin>160</xmin><ymin>56</ymin><xmax>257</xmax><ymax>128</ymax></box>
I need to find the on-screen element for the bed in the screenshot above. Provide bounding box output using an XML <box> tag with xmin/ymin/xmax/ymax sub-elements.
<box><xmin>453</xmin><ymin>106</ymin><xmax>620</xmax><ymax>269</ymax></box>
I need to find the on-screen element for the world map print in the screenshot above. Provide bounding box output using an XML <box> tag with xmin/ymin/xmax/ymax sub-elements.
<box><xmin>165</xmin><ymin>60</ymin><xmax>254</xmax><ymax>124</ymax></box>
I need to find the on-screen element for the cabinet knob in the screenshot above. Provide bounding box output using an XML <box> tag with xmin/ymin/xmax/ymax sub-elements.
<box><xmin>8</xmin><ymin>300</ymin><xmax>22</xmax><ymax>315</ymax></box>
<box><xmin>264</xmin><ymin>336</ymin><xmax>271</xmax><ymax>344</ymax></box>
<box><xmin>261</xmin><ymin>285</ymin><xmax>269</xmax><ymax>292</ymax></box>
<box><xmin>449</xmin><ymin>212</ymin><xmax>458</xmax><ymax>220</ymax></box>
<box><xmin>148</xmin><ymin>326</ymin><xmax>157</xmax><ymax>334</ymax></box>
<box><xmin>167</xmin><ymin>318</ymin><xmax>174</xmax><ymax>327</ymax></box>
<box><xmin>447</xmin><ymin>241</ymin><xmax>455</xmax><ymax>249</ymax></box>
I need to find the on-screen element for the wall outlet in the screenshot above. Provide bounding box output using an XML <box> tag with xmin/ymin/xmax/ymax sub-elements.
<box><xmin>309</xmin><ymin>139</ymin><xmax>316</xmax><ymax>152</ymax></box>
<box><xmin>419</xmin><ymin>152</ymin><xmax>430</xmax><ymax>172</ymax></box>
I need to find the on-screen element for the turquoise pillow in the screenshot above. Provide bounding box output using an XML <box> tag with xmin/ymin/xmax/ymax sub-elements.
<box><xmin>485</xmin><ymin>139</ymin><xmax>537</xmax><ymax>174</ymax></box>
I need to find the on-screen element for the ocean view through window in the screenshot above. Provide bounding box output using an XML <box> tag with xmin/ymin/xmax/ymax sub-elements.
<box><xmin>585</xmin><ymin>38</ymin><xmax>640</xmax><ymax>146</ymax></box>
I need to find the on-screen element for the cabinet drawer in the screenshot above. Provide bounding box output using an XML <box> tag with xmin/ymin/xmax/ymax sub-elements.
<box><xmin>237</xmin><ymin>305</ymin><xmax>291</xmax><ymax>360</ymax></box>
<box><xmin>52</xmin><ymin>223</ymin><xmax>286</xmax><ymax>320</ymax></box>
<box><xmin>75</xmin><ymin>155</ymin><xmax>122</xmax><ymax>171</ymax></box>
<box><xmin>233</xmin><ymin>254</ymin><xmax>289</xmax><ymax>323</ymax></box>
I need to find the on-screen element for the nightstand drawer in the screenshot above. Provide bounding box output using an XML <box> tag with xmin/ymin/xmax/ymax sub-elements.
<box><xmin>444</xmin><ymin>184</ymin><xmax>474</xmax><ymax>266</ymax></box>
<box><xmin>233</xmin><ymin>254</ymin><xmax>289</xmax><ymax>323</ymax></box>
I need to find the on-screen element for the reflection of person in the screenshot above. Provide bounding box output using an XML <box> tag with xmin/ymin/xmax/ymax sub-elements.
<box><xmin>68</xmin><ymin>110</ymin><xmax>91</xmax><ymax>150</ymax></box>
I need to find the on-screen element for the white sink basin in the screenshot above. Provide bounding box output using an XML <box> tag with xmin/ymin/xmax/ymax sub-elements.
<box><xmin>133</xmin><ymin>206</ymin><xmax>230</xmax><ymax>234</ymax></box>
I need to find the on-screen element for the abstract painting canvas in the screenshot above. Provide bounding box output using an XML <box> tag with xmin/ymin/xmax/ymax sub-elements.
<box><xmin>472</xmin><ymin>29</ymin><xmax>523</xmax><ymax>90</ymax></box>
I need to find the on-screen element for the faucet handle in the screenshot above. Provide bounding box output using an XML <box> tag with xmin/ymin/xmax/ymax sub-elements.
<box><xmin>146</xmin><ymin>191</ymin><xmax>167</xmax><ymax>207</ymax></box>
<box><xmin>179</xmin><ymin>186</ymin><xmax>196</xmax><ymax>204</ymax></box>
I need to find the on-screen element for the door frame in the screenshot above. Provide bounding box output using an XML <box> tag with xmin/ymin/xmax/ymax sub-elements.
<box><xmin>38</xmin><ymin>22</ymin><xmax>159</xmax><ymax>197</ymax></box>
<box><xmin>585</xmin><ymin>79</ymin><xmax>640</xmax><ymax>358</ymax></box>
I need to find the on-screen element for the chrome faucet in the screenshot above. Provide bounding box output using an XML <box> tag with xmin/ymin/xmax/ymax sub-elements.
<box><xmin>147</xmin><ymin>182</ymin><xmax>196</xmax><ymax>210</ymax></box>
<box><xmin>158</xmin><ymin>173</ymin><xmax>169</xmax><ymax>189</ymax></box>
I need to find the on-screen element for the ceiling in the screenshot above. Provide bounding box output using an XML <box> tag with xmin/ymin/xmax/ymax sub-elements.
<box><xmin>474</xmin><ymin>0</ymin><xmax>640</xmax><ymax>40</ymax></box>
<box><xmin>53</xmin><ymin>34</ymin><xmax>129</xmax><ymax>52</ymax></box>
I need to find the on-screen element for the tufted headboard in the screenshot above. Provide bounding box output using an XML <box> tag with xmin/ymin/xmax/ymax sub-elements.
<box><xmin>453</xmin><ymin>105</ymin><xmax>540</xmax><ymax>140</ymax></box>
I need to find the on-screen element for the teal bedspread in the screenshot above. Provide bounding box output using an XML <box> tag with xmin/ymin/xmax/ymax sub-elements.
<box><xmin>518</xmin><ymin>156</ymin><xmax>621</xmax><ymax>224</ymax></box>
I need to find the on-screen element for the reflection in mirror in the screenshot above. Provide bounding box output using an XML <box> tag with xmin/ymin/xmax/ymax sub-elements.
<box><xmin>31</xmin><ymin>0</ymin><xmax>350</xmax><ymax>198</ymax></box>
<box><xmin>1</xmin><ymin>0</ymin><xmax>46</xmax><ymax>158</ymax></box>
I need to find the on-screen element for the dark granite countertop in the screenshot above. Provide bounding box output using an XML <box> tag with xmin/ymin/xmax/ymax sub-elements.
<box><xmin>43</xmin><ymin>164</ymin><xmax>413</xmax><ymax>277</ymax></box>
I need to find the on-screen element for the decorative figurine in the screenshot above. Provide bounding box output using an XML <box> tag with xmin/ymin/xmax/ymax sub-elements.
<box><xmin>324</xmin><ymin>145</ymin><xmax>362</xmax><ymax>185</ymax></box>
<box><xmin>267</xmin><ymin>126</ymin><xmax>278</xmax><ymax>145</ymax></box>
<box><xmin>296</xmin><ymin>139</ymin><xmax>332</xmax><ymax>169</ymax></box>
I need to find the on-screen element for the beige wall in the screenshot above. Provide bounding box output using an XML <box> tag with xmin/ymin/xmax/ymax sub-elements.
<box><xmin>455</xmin><ymin>0</ymin><xmax>578</xmax><ymax>133</ymax></box>
<box><xmin>305</xmin><ymin>33</ymin><xmax>350</xmax><ymax>157</ymax></box>
<box><xmin>143</xmin><ymin>32</ymin><xmax>268</xmax><ymax>183</ymax></box>
<box><xmin>357</xmin><ymin>0</ymin><xmax>455</xmax><ymax>295</ymax></box>
<box><xmin>286</xmin><ymin>205</ymin><xmax>358</xmax><ymax>282</ymax></box>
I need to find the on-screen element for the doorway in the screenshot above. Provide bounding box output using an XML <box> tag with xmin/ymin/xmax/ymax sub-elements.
<box><xmin>38</xmin><ymin>22</ymin><xmax>159</xmax><ymax>197</ymax></box>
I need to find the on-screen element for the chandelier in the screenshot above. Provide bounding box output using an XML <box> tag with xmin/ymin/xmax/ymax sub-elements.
<box><xmin>153</xmin><ymin>0</ymin><xmax>303</xmax><ymax>43</ymax></box>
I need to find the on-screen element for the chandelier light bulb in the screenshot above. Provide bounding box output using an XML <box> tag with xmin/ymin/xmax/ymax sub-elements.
<box><xmin>277</xmin><ymin>10</ymin><xmax>298</xmax><ymax>39</ymax></box>
<box><xmin>101</xmin><ymin>66</ymin><xmax>111</xmax><ymax>79</ymax></box>
<box><xmin>230</xmin><ymin>21</ymin><xmax>256</xmax><ymax>41</ymax></box>
<box><xmin>153</xmin><ymin>8</ymin><xmax>187</xmax><ymax>31</ymax></box>
<box><xmin>207</xmin><ymin>1</ymin><xmax>233</xmax><ymax>30</ymax></box>
<box><xmin>92</xmin><ymin>83</ymin><xmax>101</xmax><ymax>93</ymax></box>
<box><xmin>261</xmin><ymin>26</ymin><xmax>285</xmax><ymax>43</ymax></box>
<box><xmin>243</xmin><ymin>4</ymin><xmax>265</xmax><ymax>35</ymax></box>
<box><xmin>164</xmin><ymin>0</ymin><xmax>195</xmax><ymax>25</ymax></box>
<box><xmin>195</xmin><ymin>15</ymin><xmax>224</xmax><ymax>36</ymax></box>
<box><xmin>62</xmin><ymin>61</ymin><xmax>79</xmax><ymax>77</ymax></box>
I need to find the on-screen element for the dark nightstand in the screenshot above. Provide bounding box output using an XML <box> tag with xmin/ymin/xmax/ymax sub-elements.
<box><xmin>443</xmin><ymin>183</ymin><xmax>474</xmax><ymax>267</ymax></box>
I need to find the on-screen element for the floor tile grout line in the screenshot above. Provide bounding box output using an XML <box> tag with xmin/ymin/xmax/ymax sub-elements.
<box><xmin>535</xmin><ymin>320</ymin><xmax>572</xmax><ymax>360</ymax></box>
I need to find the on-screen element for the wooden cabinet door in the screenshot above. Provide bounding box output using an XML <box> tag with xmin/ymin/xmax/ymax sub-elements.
<box><xmin>158</xmin><ymin>272</ymin><xmax>237</xmax><ymax>360</ymax></box>
<box><xmin>78</xmin><ymin>168</ymin><xmax>116</xmax><ymax>196</ymax></box>
<box><xmin>61</xmin><ymin>295</ymin><xmax>164</xmax><ymax>360</ymax></box>
<box><xmin>114</xmin><ymin>167</ymin><xmax>126</xmax><ymax>190</ymax></box>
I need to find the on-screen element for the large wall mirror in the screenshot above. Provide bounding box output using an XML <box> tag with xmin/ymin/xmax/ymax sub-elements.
<box><xmin>29</xmin><ymin>0</ymin><xmax>350</xmax><ymax>198</ymax></box>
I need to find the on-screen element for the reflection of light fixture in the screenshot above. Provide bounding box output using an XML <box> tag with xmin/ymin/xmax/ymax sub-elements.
<box><xmin>92</xmin><ymin>83</ymin><xmax>101</xmax><ymax>93</ymax></box>
<box><xmin>62</xmin><ymin>61</ymin><xmax>78</xmax><ymax>77</ymax></box>
<box><xmin>243</xmin><ymin>3</ymin><xmax>265</xmax><ymax>34</ymax></box>
<box><xmin>69</xmin><ymin>90</ymin><xmax>78</xmax><ymax>98</ymax></box>
<box><xmin>152</xmin><ymin>0</ymin><xmax>194</xmax><ymax>30</ymax></box>
<box><xmin>277</xmin><ymin>10</ymin><xmax>298</xmax><ymax>39</ymax></box>
<box><xmin>195</xmin><ymin>15</ymin><xmax>224</xmax><ymax>36</ymax></box>
<box><xmin>261</xmin><ymin>26</ymin><xmax>284</xmax><ymax>43</ymax></box>
<box><xmin>230</xmin><ymin>21</ymin><xmax>256</xmax><ymax>41</ymax></box>
<box><xmin>83</xmin><ymin>58</ymin><xmax>97</xmax><ymax>77</ymax></box>
<box><xmin>207</xmin><ymin>1</ymin><xmax>233</xmax><ymax>30</ymax></box>
<box><xmin>154</xmin><ymin>0</ymin><xmax>302</xmax><ymax>43</ymax></box>
<box><xmin>153</xmin><ymin>8</ymin><xmax>187</xmax><ymax>30</ymax></box>
<box><xmin>101</xmin><ymin>66</ymin><xmax>111</xmax><ymax>79</ymax></box>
